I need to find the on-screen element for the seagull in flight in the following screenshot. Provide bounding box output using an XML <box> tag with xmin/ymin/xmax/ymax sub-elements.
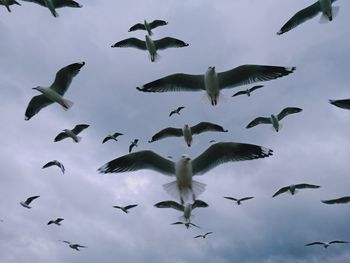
<box><xmin>20</xmin><ymin>195</ymin><xmax>40</xmax><ymax>209</ymax></box>
<box><xmin>25</xmin><ymin>62</ymin><xmax>85</xmax><ymax>120</ymax></box>
<box><xmin>137</xmin><ymin>65</ymin><xmax>295</xmax><ymax>105</ymax></box>
<box><xmin>148</xmin><ymin>122</ymin><xmax>228</xmax><ymax>147</ymax></box>
<box><xmin>272</xmin><ymin>184</ymin><xmax>320</xmax><ymax>197</ymax></box>
<box><xmin>321</xmin><ymin>196</ymin><xmax>350</xmax><ymax>204</ymax></box>
<box><xmin>0</xmin><ymin>0</ymin><xmax>20</xmax><ymax>12</ymax></box>
<box><xmin>98</xmin><ymin>142</ymin><xmax>273</xmax><ymax>204</ymax></box>
<box><xmin>128</xmin><ymin>19</ymin><xmax>168</xmax><ymax>35</ymax></box>
<box><xmin>102</xmin><ymin>132</ymin><xmax>123</xmax><ymax>144</ymax></box>
<box><xmin>21</xmin><ymin>0</ymin><xmax>82</xmax><ymax>18</ymax></box>
<box><xmin>329</xmin><ymin>99</ymin><xmax>350</xmax><ymax>110</ymax></box>
<box><xmin>171</xmin><ymin>221</ymin><xmax>200</xmax><ymax>229</ymax></box>
<box><xmin>47</xmin><ymin>218</ymin><xmax>64</xmax><ymax>226</ymax></box>
<box><xmin>305</xmin><ymin>240</ymin><xmax>348</xmax><ymax>248</ymax></box>
<box><xmin>224</xmin><ymin>196</ymin><xmax>254</xmax><ymax>205</ymax></box>
<box><xmin>232</xmin><ymin>85</ymin><xmax>264</xmax><ymax>97</ymax></box>
<box><xmin>112</xmin><ymin>204</ymin><xmax>138</xmax><ymax>214</ymax></box>
<box><xmin>42</xmin><ymin>160</ymin><xmax>65</xmax><ymax>174</ymax></box>
<box><xmin>54</xmin><ymin>124</ymin><xmax>89</xmax><ymax>143</ymax></box>
<box><xmin>169</xmin><ymin>106</ymin><xmax>185</xmax><ymax>117</ymax></box>
<box><xmin>129</xmin><ymin>139</ymin><xmax>139</xmax><ymax>153</ymax></box>
<box><xmin>246</xmin><ymin>107</ymin><xmax>302</xmax><ymax>132</ymax></box>
<box><xmin>277</xmin><ymin>0</ymin><xmax>339</xmax><ymax>35</ymax></box>
<box><xmin>194</xmin><ymin>232</ymin><xmax>213</xmax><ymax>239</ymax></box>
<box><xmin>61</xmin><ymin>240</ymin><xmax>87</xmax><ymax>251</ymax></box>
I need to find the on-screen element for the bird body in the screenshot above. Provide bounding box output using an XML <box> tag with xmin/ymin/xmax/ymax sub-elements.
<box><xmin>61</xmin><ymin>240</ymin><xmax>86</xmax><ymax>251</ymax></box>
<box><xmin>32</xmin><ymin>86</ymin><xmax>73</xmax><ymax>110</ymax></box>
<box><xmin>205</xmin><ymin>67</ymin><xmax>220</xmax><ymax>105</ymax></box>
<box><xmin>145</xmin><ymin>35</ymin><xmax>158</xmax><ymax>62</ymax></box>
<box><xmin>129</xmin><ymin>139</ymin><xmax>139</xmax><ymax>153</ymax></box>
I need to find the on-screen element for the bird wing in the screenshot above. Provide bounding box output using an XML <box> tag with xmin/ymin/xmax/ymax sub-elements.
<box><xmin>112</xmin><ymin>206</ymin><xmax>122</xmax><ymax>210</ymax></box>
<box><xmin>169</xmin><ymin>110</ymin><xmax>176</xmax><ymax>117</ymax></box>
<box><xmin>171</xmin><ymin>222</ymin><xmax>184</xmax><ymax>225</ymax></box>
<box><xmin>218</xmin><ymin>65</ymin><xmax>295</xmax><ymax>90</ymax></box>
<box><xmin>305</xmin><ymin>242</ymin><xmax>324</xmax><ymax>246</ymax></box>
<box><xmin>321</xmin><ymin>196</ymin><xmax>350</xmax><ymax>204</ymax></box>
<box><xmin>25</xmin><ymin>195</ymin><xmax>40</xmax><ymax>205</ymax></box>
<box><xmin>24</xmin><ymin>94</ymin><xmax>54</xmax><ymax>121</ymax></box>
<box><xmin>190</xmin><ymin>122</ymin><xmax>228</xmax><ymax>135</ymax></box>
<box><xmin>190</xmin><ymin>222</ymin><xmax>200</xmax><ymax>228</ymax></box>
<box><xmin>62</xmin><ymin>240</ymin><xmax>71</xmax><ymax>244</ymax></box>
<box><xmin>54</xmin><ymin>132</ymin><xmax>69</xmax><ymax>142</ymax></box>
<box><xmin>149</xmin><ymin>19</ymin><xmax>168</xmax><ymax>29</ymax></box>
<box><xmin>154</xmin><ymin>201</ymin><xmax>184</xmax><ymax>211</ymax></box>
<box><xmin>240</xmin><ymin>197</ymin><xmax>254</xmax><ymax>202</ymax></box>
<box><xmin>102</xmin><ymin>136</ymin><xmax>112</xmax><ymax>144</ymax></box>
<box><xmin>277</xmin><ymin>2</ymin><xmax>321</xmax><ymax>35</ymax></box>
<box><xmin>56</xmin><ymin>218</ymin><xmax>64</xmax><ymax>223</ymax></box>
<box><xmin>125</xmin><ymin>204</ymin><xmax>138</xmax><ymax>210</ymax></box>
<box><xmin>295</xmin><ymin>184</ymin><xmax>320</xmax><ymax>189</ymax></box>
<box><xmin>272</xmin><ymin>186</ymin><xmax>290</xmax><ymax>197</ymax></box>
<box><xmin>111</xmin><ymin>38</ymin><xmax>147</xmax><ymax>50</ymax></box>
<box><xmin>194</xmin><ymin>235</ymin><xmax>203</xmax><ymax>239</ymax></box>
<box><xmin>113</xmin><ymin>132</ymin><xmax>123</xmax><ymax>137</ymax></box>
<box><xmin>246</xmin><ymin>117</ymin><xmax>272</xmax><ymax>128</ymax></box>
<box><xmin>51</xmin><ymin>62</ymin><xmax>85</xmax><ymax>95</ymax></box>
<box><xmin>71</xmin><ymin>124</ymin><xmax>89</xmax><ymax>134</ymax></box>
<box><xmin>47</xmin><ymin>221</ymin><xmax>54</xmax><ymax>225</ymax></box>
<box><xmin>98</xmin><ymin>150</ymin><xmax>175</xmax><ymax>175</ymax></box>
<box><xmin>42</xmin><ymin>161</ymin><xmax>56</xmax><ymax>169</ymax></box>
<box><xmin>205</xmin><ymin>232</ymin><xmax>213</xmax><ymax>236</ymax></box>
<box><xmin>192</xmin><ymin>200</ymin><xmax>209</xmax><ymax>209</ymax></box>
<box><xmin>329</xmin><ymin>99</ymin><xmax>350</xmax><ymax>110</ymax></box>
<box><xmin>277</xmin><ymin>107</ymin><xmax>302</xmax><ymax>121</ymax></box>
<box><xmin>192</xmin><ymin>142</ymin><xmax>273</xmax><ymax>176</ymax></box>
<box><xmin>137</xmin><ymin>73</ymin><xmax>205</xmax><ymax>92</ymax></box>
<box><xmin>329</xmin><ymin>241</ymin><xmax>348</xmax><ymax>244</ymax></box>
<box><xmin>249</xmin><ymin>85</ymin><xmax>264</xmax><ymax>92</ymax></box>
<box><xmin>231</xmin><ymin>90</ymin><xmax>247</xmax><ymax>97</ymax></box>
<box><xmin>224</xmin><ymin>196</ymin><xmax>238</xmax><ymax>201</ymax></box>
<box><xmin>149</xmin><ymin>127</ymin><xmax>183</xmax><ymax>142</ymax></box>
<box><xmin>177</xmin><ymin>106</ymin><xmax>185</xmax><ymax>111</ymax></box>
<box><xmin>53</xmin><ymin>0</ymin><xmax>82</xmax><ymax>8</ymax></box>
<box><xmin>154</xmin><ymin>37</ymin><xmax>188</xmax><ymax>50</ymax></box>
<box><xmin>128</xmin><ymin>23</ymin><xmax>146</xmax><ymax>32</ymax></box>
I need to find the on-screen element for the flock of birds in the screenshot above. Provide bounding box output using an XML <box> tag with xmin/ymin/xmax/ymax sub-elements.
<box><xmin>1</xmin><ymin>0</ymin><xmax>349</xmax><ymax>256</ymax></box>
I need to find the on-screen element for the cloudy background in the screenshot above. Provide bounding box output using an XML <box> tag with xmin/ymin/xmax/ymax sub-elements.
<box><xmin>1</xmin><ymin>0</ymin><xmax>350</xmax><ymax>262</ymax></box>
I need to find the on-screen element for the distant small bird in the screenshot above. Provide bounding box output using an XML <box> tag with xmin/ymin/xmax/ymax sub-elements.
<box><xmin>329</xmin><ymin>99</ymin><xmax>350</xmax><ymax>110</ymax></box>
<box><xmin>102</xmin><ymin>132</ymin><xmax>123</xmax><ymax>144</ymax></box>
<box><xmin>47</xmin><ymin>218</ymin><xmax>64</xmax><ymax>226</ymax></box>
<box><xmin>305</xmin><ymin>240</ymin><xmax>348</xmax><ymax>248</ymax></box>
<box><xmin>128</xmin><ymin>19</ymin><xmax>168</xmax><ymax>35</ymax></box>
<box><xmin>209</xmin><ymin>140</ymin><xmax>216</xmax><ymax>143</ymax></box>
<box><xmin>321</xmin><ymin>196</ymin><xmax>350</xmax><ymax>205</ymax></box>
<box><xmin>54</xmin><ymin>124</ymin><xmax>89</xmax><ymax>143</ymax></box>
<box><xmin>20</xmin><ymin>195</ymin><xmax>40</xmax><ymax>209</ymax></box>
<box><xmin>232</xmin><ymin>85</ymin><xmax>264</xmax><ymax>97</ymax></box>
<box><xmin>272</xmin><ymin>184</ymin><xmax>320</xmax><ymax>197</ymax></box>
<box><xmin>129</xmin><ymin>139</ymin><xmax>139</xmax><ymax>153</ymax></box>
<box><xmin>113</xmin><ymin>204</ymin><xmax>138</xmax><ymax>213</ymax></box>
<box><xmin>224</xmin><ymin>196</ymin><xmax>254</xmax><ymax>205</ymax></box>
<box><xmin>21</xmin><ymin>0</ymin><xmax>82</xmax><ymax>17</ymax></box>
<box><xmin>171</xmin><ymin>221</ymin><xmax>200</xmax><ymax>229</ymax></box>
<box><xmin>61</xmin><ymin>240</ymin><xmax>87</xmax><ymax>251</ymax></box>
<box><xmin>0</xmin><ymin>0</ymin><xmax>20</xmax><ymax>12</ymax></box>
<box><xmin>42</xmin><ymin>160</ymin><xmax>65</xmax><ymax>174</ymax></box>
<box><xmin>246</xmin><ymin>107</ymin><xmax>302</xmax><ymax>132</ymax></box>
<box><xmin>169</xmin><ymin>106</ymin><xmax>185</xmax><ymax>117</ymax></box>
<box><xmin>194</xmin><ymin>232</ymin><xmax>213</xmax><ymax>239</ymax></box>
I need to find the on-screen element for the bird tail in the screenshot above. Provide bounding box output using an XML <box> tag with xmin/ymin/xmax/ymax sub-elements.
<box><xmin>61</xmin><ymin>98</ymin><xmax>74</xmax><ymax>110</ymax></box>
<box><xmin>320</xmin><ymin>7</ymin><xmax>339</xmax><ymax>23</ymax></box>
<box><xmin>149</xmin><ymin>53</ymin><xmax>161</xmax><ymax>62</ymax></box>
<box><xmin>163</xmin><ymin>180</ymin><xmax>206</xmax><ymax>203</ymax></box>
<box><xmin>163</xmin><ymin>181</ymin><xmax>180</xmax><ymax>201</ymax></box>
<box><xmin>192</xmin><ymin>180</ymin><xmax>206</xmax><ymax>199</ymax></box>
<box><xmin>74</xmin><ymin>136</ymin><xmax>82</xmax><ymax>143</ymax></box>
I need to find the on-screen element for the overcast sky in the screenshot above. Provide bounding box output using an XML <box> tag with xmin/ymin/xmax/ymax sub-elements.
<box><xmin>1</xmin><ymin>0</ymin><xmax>350</xmax><ymax>262</ymax></box>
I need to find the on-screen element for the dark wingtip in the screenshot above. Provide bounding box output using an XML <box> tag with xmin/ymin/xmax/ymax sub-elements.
<box><xmin>329</xmin><ymin>99</ymin><xmax>335</xmax><ymax>105</ymax></box>
<box><xmin>136</xmin><ymin>87</ymin><xmax>142</xmax><ymax>91</ymax></box>
<box><xmin>276</xmin><ymin>30</ymin><xmax>283</xmax><ymax>35</ymax></box>
<box><xmin>223</xmin><ymin>130</ymin><xmax>228</xmax><ymax>132</ymax></box>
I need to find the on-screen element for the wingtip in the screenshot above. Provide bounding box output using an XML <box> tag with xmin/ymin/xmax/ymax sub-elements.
<box><xmin>136</xmin><ymin>87</ymin><xmax>142</xmax><ymax>91</ymax></box>
<box><xmin>276</xmin><ymin>30</ymin><xmax>283</xmax><ymax>35</ymax></box>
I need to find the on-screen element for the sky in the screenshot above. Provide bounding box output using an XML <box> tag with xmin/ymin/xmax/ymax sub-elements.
<box><xmin>1</xmin><ymin>0</ymin><xmax>350</xmax><ymax>262</ymax></box>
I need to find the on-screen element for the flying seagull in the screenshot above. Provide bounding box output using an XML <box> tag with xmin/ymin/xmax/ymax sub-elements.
<box><xmin>169</xmin><ymin>106</ymin><xmax>185</xmax><ymax>117</ymax></box>
<box><xmin>20</xmin><ymin>195</ymin><xmax>40</xmax><ymax>209</ymax></box>
<box><xmin>47</xmin><ymin>218</ymin><xmax>64</xmax><ymax>226</ymax></box>
<box><xmin>148</xmin><ymin>122</ymin><xmax>228</xmax><ymax>147</ymax></box>
<box><xmin>128</xmin><ymin>19</ymin><xmax>168</xmax><ymax>35</ymax></box>
<box><xmin>305</xmin><ymin>241</ymin><xmax>348</xmax><ymax>248</ymax></box>
<box><xmin>232</xmin><ymin>85</ymin><xmax>264</xmax><ymax>97</ymax></box>
<box><xmin>112</xmin><ymin>35</ymin><xmax>189</xmax><ymax>62</ymax></box>
<box><xmin>54</xmin><ymin>124</ymin><xmax>89</xmax><ymax>143</ymax></box>
<box><xmin>171</xmin><ymin>221</ymin><xmax>200</xmax><ymax>229</ymax></box>
<box><xmin>98</xmin><ymin>142</ymin><xmax>273</xmax><ymax>204</ymax></box>
<box><xmin>194</xmin><ymin>232</ymin><xmax>213</xmax><ymax>239</ymax></box>
<box><xmin>0</xmin><ymin>0</ymin><xmax>20</xmax><ymax>12</ymax></box>
<box><xmin>321</xmin><ymin>196</ymin><xmax>350</xmax><ymax>204</ymax></box>
<box><xmin>129</xmin><ymin>139</ymin><xmax>139</xmax><ymax>153</ymax></box>
<box><xmin>272</xmin><ymin>184</ymin><xmax>320</xmax><ymax>197</ymax></box>
<box><xmin>42</xmin><ymin>160</ymin><xmax>65</xmax><ymax>174</ymax></box>
<box><xmin>21</xmin><ymin>0</ymin><xmax>82</xmax><ymax>17</ymax></box>
<box><xmin>224</xmin><ymin>196</ymin><xmax>254</xmax><ymax>205</ymax></box>
<box><xmin>25</xmin><ymin>62</ymin><xmax>85</xmax><ymax>120</ymax></box>
<box><xmin>61</xmin><ymin>240</ymin><xmax>86</xmax><ymax>251</ymax></box>
<box><xmin>246</xmin><ymin>107</ymin><xmax>302</xmax><ymax>132</ymax></box>
<box><xmin>102</xmin><ymin>132</ymin><xmax>123</xmax><ymax>144</ymax></box>
<box><xmin>277</xmin><ymin>0</ymin><xmax>339</xmax><ymax>35</ymax></box>
<box><xmin>112</xmin><ymin>204</ymin><xmax>138</xmax><ymax>213</ymax></box>
<box><xmin>137</xmin><ymin>65</ymin><xmax>295</xmax><ymax>105</ymax></box>
<box><xmin>329</xmin><ymin>99</ymin><xmax>350</xmax><ymax>110</ymax></box>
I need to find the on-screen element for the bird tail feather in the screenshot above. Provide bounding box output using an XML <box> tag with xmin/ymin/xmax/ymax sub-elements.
<box><xmin>61</xmin><ymin>98</ymin><xmax>74</xmax><ymax>110</ymax></box>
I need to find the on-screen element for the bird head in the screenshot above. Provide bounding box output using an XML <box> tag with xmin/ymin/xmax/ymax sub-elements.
<box><xmin>181</xmin><ymin>154</ymin><xmax>191</xmax><ymax>162</ymax></box>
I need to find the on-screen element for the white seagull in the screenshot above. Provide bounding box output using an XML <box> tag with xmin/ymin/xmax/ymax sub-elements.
<box><xmin>42</xmin><ymin>160</ymin><xmax>65</xmax><ymax>174</ymax></box>
<box><xmin>128</xmin><ymin>19</ymin><xmax>168</xmax><ymax>35</ymax></box>
<box><xmin>329</xmin><ymin>99</ymin><xmax>350</xmax><ymax>110</ymax></box>
<box><xmin>171</xmin><ymin>221</ymin><xmax>200</xmax><ymax>229</ymax></box>
<box><xmin>224</xmin><ymin>196</ymin><xmax>254</xmax><ymax>205</ymax></box>
<box><xmin>25</xmin><ymin>62</ymin><xmax>85</xmax><ymax>120</ymax></box>
<box><xmin>194</xmin><ymin>232</ymin><xmax>213</xmax><ymax>239</ymax></box>
<box><xmin>54</xmin><ymin>124</ymin><xmax>89</xmax><ymax>143</ymax></box>
<box><xmin>112</xmin><ymin>204</ymin><xmax>138</xmax><ymax>214</ymax></box>
<box><xmin>21</xmin><ymin>0</ymin><xmax>82</xmax><ymax>17</ymax></box>
<box><xmin>98</xmin><ymin>142</ymin><xmax>273</xmax><ymax>204</ymax></box>
<box><xmin>277</xmin><ymin>0</ymin><xmax>339</xmax><ymax>35</ymax></box>
<box><xmin>169</xmin><ymin>106</ymin><xmax>185</xmax><ymax>117</ymax></box>
<box><xmin>137</xmin><ymin>65</ymin><xmax>295</xmax><ymax>105</ymax></box>
<box><xmin>129</xmin><ymin>139</ymin><xmax>139</xmax><ymax>153</ymax></box>
<box><xmin>102</xmin><ymin>132</ymin><xmax>123</xmax><ymax>144</ymax></box>
<box><xmin>20</xmin><ymin>195</ymin><xmax>40</xmax><ymax>209</ymax></box>
<box><xmin>47</xmin><ymin>218</ymin><xmax>64</xmax><ymax>226</ymax></box>
<box><xmin>246</xmin><ymin>107</ymin><xmax>302</xmax><ymax>132</ymax></box>
<box><xmin>0</xmin><ymin>0</ymin><xmax>20</xmax><ymax>12</ymax></box>
<box><xmin>148</xmin><ymin>122</ymin><xmax>228</xmax><ymax>147</ymax></box>
<box><xmin>305</xmin><ymin>240</ymin><xmax>348</xmax><ymax>248</ymax></box>
<box><xmin>61</xmin><ymin>240</ymin><xmax>87</xmax><ymax>251</ymax></box>
<box><xmin>112</xmin><ymin>35</ymin><xmax>189</xmax><ymax>62</ymax></box>
<box><xmin>321</xmin><ymin>196</ymin><xmax>350</xmax><ymax>204</ymax></box>
<box><xmin>272</xmin><ymin>184</ymin><xmax>320</xmax><ymax>197</ymax></box>
<box><xmin>232</xmin><ymin>85</ymin><xmax>264</xmax><ymax>97</ymax></box>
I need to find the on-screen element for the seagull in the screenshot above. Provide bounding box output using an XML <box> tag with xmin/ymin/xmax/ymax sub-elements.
<box><xmin>0</xmin><ymin>0</ymin><xmax>20</xmax><ymax>12</ymax></box>
<box><xmin>194</xmin><ymin>232</ymin><xmax>213</xmax><ymax>239</ymax></box>
<box><xmin>102</xmin><ymin>132</ymin><xmax>123</xmax><ymax>144</ymax></box>
<box><xmin>171</xmin><ymin>221</ymin><xmax>200</xmax><ymax>229</ymax></box>
<box><xmin>128</xmin><ymin>19</ymin><xmax>168</xmax><ymax>35</ymax></box>
<box><xmin>42</xmin><ymin>160</ymin><xmax>65</xmax><ymax>174</ymax></box>
<box><xmin>232</xmin><ymin>85</ymin><xmax>264</xmax><ymax>97</ymax></box>
<box><xmin>112</xmin><ymin>35</ymin><xmax>189</xmax><ymax>62</ymax></box>
<box><xmin>129</xmin><ymin>139</ymin><xmax>139</xmax><ymax>153</ymax></box>
<box><xmin>25</xmin><ymin>62</ymin><xmax>85</xmax><ymax>120</ymax></box>
<box><xmin>305</xmin><ymin>240</ymin><xmax>348</xmax><ymax>248</ymax></box>
<box><xmin>272</xmin><ymin>184</ymin><xmax>320</xmax><ymax>197</ymax></box>
<box><xmin>321</xmin><ymin>196</ymin><xmax>350</xmax><ymax>204</ymax></box>
<box><xmin>329</xmin><ymin>99</ymin><xmax>350</xmax><ymax>110</ymax></box>
<box><xmin>98</xmin><ymin>142</ymin><xmax>273</xmax><ymax>204</ymax></box>
<box><xmin>47</xmin><ymin>218</ymin><xmax>64</xmax><ymax>226</ymax></box>
<box><xmin>21</xmin><ymin>0</ymin><xmax>82</xmax><ymax>18</ymax></box>
<box><xmin>148</xmin><ymin>122</ymin><xmax>228</xmax><ymax>147</ymax></box>
<box><xmin>54</xmin><ymin>124</ymin><xmax>89</xmax><ymax>143</ymax></box>
<box><xmin>277</xmin><ymin>0</ymin><xmax>339</xmax><ymax>35</ymax></box>
<box><xmin>246</xmin><ymin>107</ymin><xmax>302</xmax><ymax>132</ymax></box>
<box><xmin>136</xmin><ymin>65</ymin><xmax>295</xmax><ymax>105</ymax></box>
<box><xmin>224</xmin><ymin>196</ymin><xmax>254</xmax><ymax>205</ymax></box>
<box><xmin>20</xmin><ymin>195</ymin><xmax>40</xmax><ymax>209</ymax></box>
<box><xmin>113</xmin><ymin>204</ymin><xmax>138</xmax><ymax>214</ymax></box>
<box><xmin>169</xmin><ymin>106</ymin><xmax>185</xmax><ymax>117</ymax></box>
<box><xmin>61</xmin><ymin>240</ymin><xmax>86</xmax><ymax>251</ymax></box>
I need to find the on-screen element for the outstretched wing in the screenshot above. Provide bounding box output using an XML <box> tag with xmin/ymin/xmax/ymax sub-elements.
<box><xmin>321</xmin><ymin>196</ymin><xmax>350</xmax><ymax>204</ymax></box>
<box><xmin>111</xmin><ymin>38</ymin><xmax>147</xmax><ymax>50</ymax></box>
<box><xmin>25</xmin><ymin>94</ymin><xmax>54</xmax><ymax>120</ymax></box>
<box><xmin>329</xmin><ymin>99</ymin><xmax>350</xmax><ymax>110</ymax></box>
<box><xmin>305</xmin><ymin>242</ymin><xmax>324</xmax><ymax>246</ymax></box>
<box><xmin>192</xmin><ymin>200</ymin><xmax>209</xmax><ymax>209</ymax></box>
<box><xmin>154</xmin><ymin>37</ymin><xmax>189</xmax><ymax>50</ymax></box>
<box><xmin>272</xmin><ymin>186</ymin><xmax>290</xmax><ymax>197</ymax></box>
<box><xmin>190</xmin><ymin>122</ymin><xmax>228</xmax><ymax>135</ymax></box>
<box><xmin>51</xmin><ymin>62</ymin><xmax>85</xmax><ymax>95</ymax></box>
<box><xmin>154</xmin><ymin>201</ymin><xmax>184</xmax><ymax>211</ymax></box>
<box><xmin>246</xmin><ymin>117</ymin><xmax>271</xmax><ymax>128</ymax></box>
<box><xmin>329</xmin><ymin>241</ymin><xmax>348</xmax><ymax>244</ymax></box>
<box><xmin>72</xmin><ymin>124</ymin><xmax>89</xmax><ymax>134</ymax></box>
<box><xmin>295</xmin><ymin>184</ymin><xmax>320</xmax><ymax>189</ymax></box>
<box><xmin>240</xmin><ymin>197</ymin><xmax>254</xmax><ymax>202</ymax></box>
<box><xmin>54</xmin><ymin>132</ymin><xmax>69</xmax><ymax>142</ymax></box>
<box><xmin>149</xmin><ymin>20</ymin><xmax>168</xmax><ymax>29</ymax></box>
<box><xmin>249</xmin><ymin>85</ymin><xmax>264</xmax><ymax>92</ymax></box>
<box><xmin>25</xmin><ymin>195</ymin><xmax>40</xmax><ymax>205</ymax></box>
<box><xmin>277</xmin><ymin>107</ymin><xmax>302</xmax><ymax>120</ymax></box>
<box><xmin>149</xmin><ymin>127</ymin><xmax>183</xmax><ymax>142</ymax></box>
<box><xmin>231</xmin><ymin>90</ymin><xmax>247</xmax><ymax>97</ymax></box>
<box><xmin>128</xmin><ymin>23</ymin><xmax>146</xmax><ymax>32</ymax></box>
<box><xmin>224</xmin><ymin>196</ymin><xmax>238</xmax><ymax>201</ymax></box>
